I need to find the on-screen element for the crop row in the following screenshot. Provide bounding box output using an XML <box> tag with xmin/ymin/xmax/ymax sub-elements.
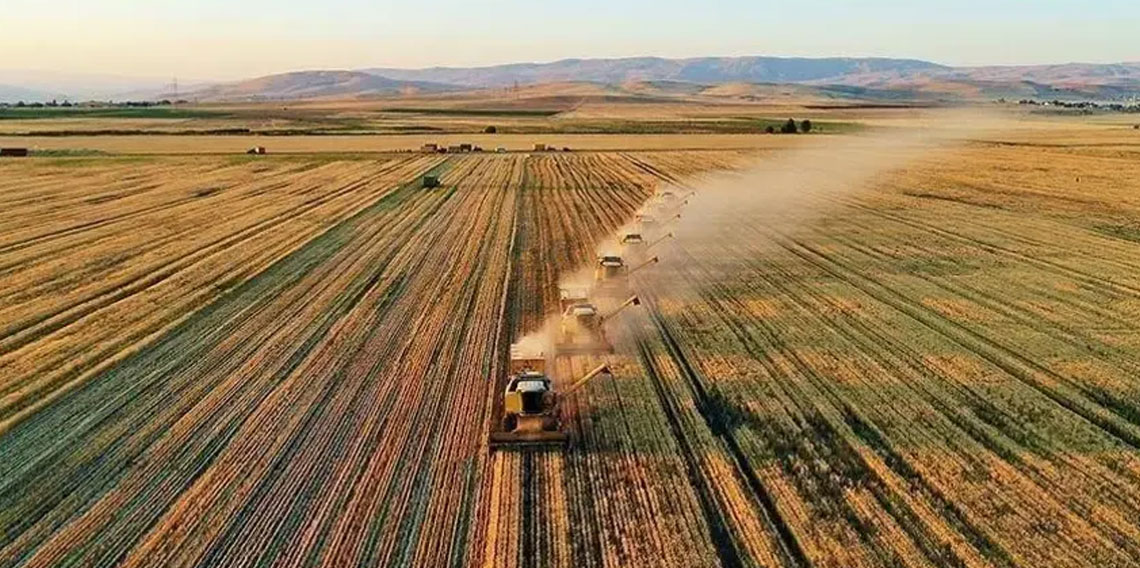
<box><xmin>0</xmin><ymin>152</ymin><xmax>742</xmax><ymax>567</ymax></box>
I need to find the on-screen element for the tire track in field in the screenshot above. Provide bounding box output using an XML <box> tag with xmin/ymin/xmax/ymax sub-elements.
<box><xmin>686</xmin><ymin>229</ymin><xmax>1139</xmax><ymax>564</ymax></box>
<box><xmin>840</xmin><ymin>197</ymin><xmax>1140</xmax><ymax>300</ymax></box>
<box><xmin>0</xmin><ymin>169</ymin><xmax>454</xmax><ymax>566</ymax></box>
<box><xmin>0</xmin><ymin>158</ymin><xmax>444</xmax><ymax>422</ymax></box>
<box><xmin>636</xmin><ymin>287</ymin><xmax>808</xmax><ymax>568</ymax></box>
<box><xmin>655</xmin><ymin>245</ymin><xmax>1007</xmax><ymax>568</ymax></box>
<box><xmin>631</xmin><ymin>334</ymin><xmax>747</xmax><ymax>568</ymax></box>
<box><xmin>760</xmin><ymin>227</ymin><xmax>1140</xmax><ymax>451</ymax></box>
<box><xmin>819</xmin><ymin>221</ymin><xmax>1140</xmax><ymax>420</ymax></box>
<box><xmin>0</xmin><ymin>163</ymin><xmax>292</xmax><ymax>255</ymax></box>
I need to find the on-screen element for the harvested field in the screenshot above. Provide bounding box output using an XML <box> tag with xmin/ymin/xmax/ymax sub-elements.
<box><xmin>0</xmin><ymin>133</ymin><xmax>815</xmax><ymax>155</ymax></box>
<box><xmin>3</xmin><ymin>125</ymin><xmax>1140</xmax><ymax>568</ymax></box>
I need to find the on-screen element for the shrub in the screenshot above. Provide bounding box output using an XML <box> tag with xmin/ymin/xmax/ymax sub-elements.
<box><xmin>484</xmin><ymin>125</ymin><xmax>497</xmax><ymax>134</ymax></box>
<box><xmin>800</xmin><ymin>119</ymin><xmax>813</xmax><ymax>133</ymax></box>
<box><xmin>781</xmin><ymin>118</ymin><xmax>798</xmax><ymax>134</ymax></box>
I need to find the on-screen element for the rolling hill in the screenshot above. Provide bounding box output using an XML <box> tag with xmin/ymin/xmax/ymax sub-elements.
<box><xmin>10</xmin><ymin>57</ymin><xmax>1140</xmax><ymax>104</ymax></box>
<box><xmin>0</xmin><ymin>84</ymin><xmax>57</xmax><ymax>104</ymax></box>
<box><xmin>365</xmin><ymin>56</ymin><xmax>948</xmax><ymax>88</ymax></box>
<box><xmin>183</xmin><ymin>70</ymin><xmax>460</xmax><ymax>102</ymax></box>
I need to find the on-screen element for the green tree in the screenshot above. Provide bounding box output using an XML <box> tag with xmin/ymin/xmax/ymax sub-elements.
<box><xmin>781</xmin><ymin>118</ymin><xmax>798</xmax><ymax>134</ymax></box>
<box><xmin>800</xmin><ymin>119</ymin><xmax>813</xmax><ymax>133</ymax></box>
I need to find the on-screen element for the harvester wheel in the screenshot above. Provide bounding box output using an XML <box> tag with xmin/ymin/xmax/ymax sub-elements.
<box><xmin>541</xmin><ymin>416</ymin><xmax>559</xmax><ymax>431</ymax></box>
<box><xmin>502</xmin><ymin>414</ymin><xmax>518</xmax><ymax>432</ymax></box>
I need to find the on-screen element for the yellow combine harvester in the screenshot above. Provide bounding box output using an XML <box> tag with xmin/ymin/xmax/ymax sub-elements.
<box><xmin>489</xmin><ymin>346</ymin><xmax>612</xmax><ymax>449</ymax></box>
<box><xmin>594</xmin><ymin>255</ymin><xmax>658</xmax><ymax>295</ymax></box>
<box><xmin>622</xmin><ymin>232</ymin><xmax>672</xmax><ymax>254</ymax></box>
<box><xmin>555</xmin><ymin>295</ymin><xmax>641</xmax><ymax>356</ymax></box>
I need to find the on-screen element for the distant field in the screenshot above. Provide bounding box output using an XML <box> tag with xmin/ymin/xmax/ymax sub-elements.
<box><xmin>0</xmin><ymin>132</ymin><xmax>825</xmax><ymax>154</ymax></box>
<box><xmin>0</xmin><ymin>106</ymin><xmax>225</xmax><ymax>120</ymax></box>
<box><xmin>0</xmin><ymin>96</ymin><xmax>866</xmax><ymax>137</ymax></box>
<box><xmin>382</xmin><ymin>107</ymin><xmax>564</xmax><ymax>117</ymax></box>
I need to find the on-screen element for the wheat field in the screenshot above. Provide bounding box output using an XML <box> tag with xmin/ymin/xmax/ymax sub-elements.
<box><xmin>3</xmin><ymin>117</ymin><xmax>1140</xmax><ymax>566</ymax></box>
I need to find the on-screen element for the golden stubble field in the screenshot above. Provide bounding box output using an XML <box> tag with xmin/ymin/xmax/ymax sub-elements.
<box><xmin>2</xmin><ymin>108</ymin><xmax>1140</xmax><ymax>567</ymax></box>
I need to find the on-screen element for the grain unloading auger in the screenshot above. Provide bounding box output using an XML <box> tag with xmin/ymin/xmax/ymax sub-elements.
<box><xmin>555</xmin><ymin>295</ymin><xmax>642</xmax><ymax>356</ymax></box>
<box><xmin>489</xmin><ymin>350</ymin><xmax>612</xmax><ymax>449</ymax></box>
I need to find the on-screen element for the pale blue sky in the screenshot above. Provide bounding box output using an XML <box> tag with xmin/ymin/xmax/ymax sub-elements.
<box><xmin>3</xmin><ymin>0</ymin><xmax>1138</xmax><ymax>79</ymax></box>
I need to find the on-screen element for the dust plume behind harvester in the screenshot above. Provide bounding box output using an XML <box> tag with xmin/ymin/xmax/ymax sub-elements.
<box><xmin>489</xmin><ymin>344</ymin><xmax>612</xmax><ymax>449</ymax></box>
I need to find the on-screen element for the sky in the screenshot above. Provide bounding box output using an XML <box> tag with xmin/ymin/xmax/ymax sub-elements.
<box><xmin>2</xmin><ymin>0</ymin><xmax>1139</xmax><ymax>81</ymax></box>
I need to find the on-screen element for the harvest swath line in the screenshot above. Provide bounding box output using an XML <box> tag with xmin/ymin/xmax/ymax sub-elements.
<box><xmin>1</xmin><ymin>151</ymin><xmax>749</xmax><ymax>567</ymax></box>
<box><xmin>6</xmin><ymin>136</ymin><xmax>1140</xmax><ymax>566</ymax></box>
<box><xmin>640</xmin><ymin>289</ymin><xmax>810</xmax><ymax>568</ymax></box>
<box><xmin>653</xmin><ymin>242</ymin><xmax>1006</xmax><ymax>567</ymax></box>
<box><xmin>632</xmin><ymin>335</ymin><xmax>747</xmax><ymax>568</ymax></box>
<box><xmin>620</xmin><ymin>145</ymin><xmax>1140</xmax><ymax>565</ymax></box>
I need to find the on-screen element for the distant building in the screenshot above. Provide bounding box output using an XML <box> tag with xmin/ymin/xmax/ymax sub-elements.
<box><xmin>533</xmin><ymin>143</ymin><xmax>547</xmax><ymax>152</ymax></box>
<box><xmin>421</xmin><ymin>143</ymin><xmax>438</xmax><ymax>153</ymax></box>
<box><xmin>246</xmin><ymin>146</ymin><xmax>267</xmax><ymax>155</ymax></box>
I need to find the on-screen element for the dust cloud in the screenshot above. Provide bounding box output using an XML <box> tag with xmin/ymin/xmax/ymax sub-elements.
<box><xmin>512</xmin><ymin>109</ymin><xmax>1005</xmax><ymax>359</ymax></box>
<box><xmin>661</xmin><ymin>109</ymin><xmax>1002</xmax><ymax>252</ymax></box>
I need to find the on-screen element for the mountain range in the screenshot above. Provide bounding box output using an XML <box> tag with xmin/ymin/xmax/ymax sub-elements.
<box><xmin>3</xmin><ymin>56</ymin><xmax>1140</xmax><ymax>103</ymax></box>
<box><xmin>363</xmin><ymin>56</ymin><xmax>949</xmax><ymax>87</ymax></box>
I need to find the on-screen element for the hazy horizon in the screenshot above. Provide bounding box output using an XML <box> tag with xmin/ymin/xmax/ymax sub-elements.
<box><xmin>4</xmin><ymin>0</ymin><xmax>1139</xmax><ymax>81</ymax></box>
<box><xmin>3</xmin><ymin>53</ymin><xmax>1140</xmax><ymax>87</ymax></box>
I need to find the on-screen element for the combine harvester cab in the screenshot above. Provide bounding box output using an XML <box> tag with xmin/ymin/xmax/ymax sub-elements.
<box><xmin>490</xmin><ymin>345</ymin><xmax>612</xmax><ymax>450</ymax></box>
<box><xmin>491</xmin><ymin>348</ymin><xmax>565</xmax><ymax>448</ymax></box>
<box><xmin>559</xmin><ymin>288</ymin><xmax>591</xmax><ymax>312</ymax></box>
<box><xmin>621</xmin><ymin>233</ymin><xmax>645</xmax><ymax>247</ymax></box>
<box><xmin>594</xmin><ymin>255</ymin><xmax>629</xmax><ymax>296</ymax></box>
